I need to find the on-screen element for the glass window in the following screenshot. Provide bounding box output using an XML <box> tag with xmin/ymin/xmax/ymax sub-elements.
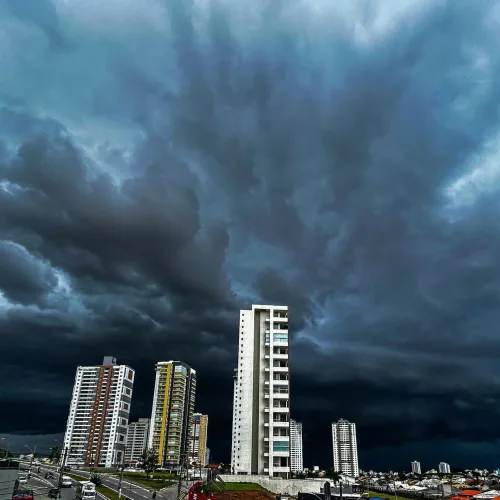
<box><xmin>273</xmin><ymin>441</ymin><xmax>289</xmax><ymax>452</ymax></box>
<box><xmin>273</xmin><ymin>333</ymin><xmax>288</xmax><ymax>343</ymax></box>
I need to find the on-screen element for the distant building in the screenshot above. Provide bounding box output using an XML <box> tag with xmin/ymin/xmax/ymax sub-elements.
<box><xmin>332</xmin><ymin>419</ymin><xmax>359</xmax><ymax>477</ymax></box>
<box><xmin>205</xmin><ymin>447</ymin><xmax>210</xmax><ymax>465</ymax></box>
<box><xmin>188</xmin><ymin>413</ymin><xmax>208</xmax><ymax>466</ymax></box>
<box><xmin>439</xmin><ymin>462</ymin><xmax>451</xmax><ymax>474</ymax></box>
<box><xmin>290</xmin><ymin>420</ymin><xmax>303</xmax><ymax>473</ymax></box>
<box><xmin>411</xmin><ymin>461</ymin><xmax>422</xmax><ymax>475</ymax></box>
<box><xmin>125</xmin><ymin>418</ymin><xmax>150</xmax><ymax>464</ymax></box>
<box><xmin>231</xmin><ymin>305</ymin><xmax>291</xmax><ymax>478</ymax></box>
<box><xmin>148</xmin><ymin>361</ymin><xmax>196</xmax><ymax>467</ymax></box>
<box><xmin>63</xmin><ymin>356</ymin><xmax>134</xmax><ymax>467</ymax></box>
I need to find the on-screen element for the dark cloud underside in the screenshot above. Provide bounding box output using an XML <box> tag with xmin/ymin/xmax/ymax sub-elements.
<box><xmin>2</xmin><ymin>0</ymin><xmax>500</xmax><ymax>469</ymax></box>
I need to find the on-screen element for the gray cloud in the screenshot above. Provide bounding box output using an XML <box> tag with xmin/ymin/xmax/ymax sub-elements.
<box><xmin>2</xmin><ymin>0</ymin><xmax>500</xmax><ymax>468</ymax></box>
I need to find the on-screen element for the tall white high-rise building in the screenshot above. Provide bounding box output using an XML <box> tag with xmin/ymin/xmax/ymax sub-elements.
<box><xmin>332</xmin><ymin>419</ymin><xmax>359</xmax><ymax>478</ymax></box>
<box><xmin>290</xmin><ymin>419</ymin><xmax>303</xmax><ymax>473</ymax></box>
<box><xmin>63</xmin><ymin>356</ymin><xmax>135</xmax><ymax>467</ymax></box>
<box><xmin>411</xmin><ymin>461</ymin><xmax>421</xmax><ymax>474</ymax></box>
<box><xmin>125</xmin><ymin>418</ymin><xmax>150</xmax><ymax>464</ymax></box>
<box><xmin>439</xmin><ymin>462</ymin><xmax>451</xmax><ymax>474</ymax></box>
<box><xmin>231</xmin><ymin>305</ymin><xmax>290</xmax><ymax>479</ymax></box>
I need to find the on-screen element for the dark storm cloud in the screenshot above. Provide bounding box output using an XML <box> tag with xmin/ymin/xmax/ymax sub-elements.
<box><xmin>2</xmin><ymin>0</ymin><xmax>500</xmax><ymax>468</ymax></box>
<box><xmin>0</xmin><ymin>240</ymin><xmax>57</xmax><ymax>305</ymax></box>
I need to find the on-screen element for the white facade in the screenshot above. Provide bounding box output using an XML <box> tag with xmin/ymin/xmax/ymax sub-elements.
<box><xmin>439</xmin><ymin>462</ymin><xmax>451</xmax><ymax>474</ymax></box>
<box><xmin>332</xmin><ymin>419</ymin><xmax>359</xmax><ymax>478</ymax></box>
<box><xmin>125</xmin><ymin>418</ymin><xmax>150</xmax><ymax>464</ymax></box>
<box><xmin>290</xmin><ymin>420</ymin><xmax>303</xmax><ymax>473</ymax></box>
<box><xmin>411</xmin><ymin>461</ymin><xmax>421</xmax><ymax>474</ymax></box>
<box><xmin>63</xmin><ymin>356</ymin><xmax>135</xmax><ymax>468</ymax></box>
<box><xmin>231</xmin><ymin>305</ymin><xmax>290</xmax><ymax>479</ymax></box>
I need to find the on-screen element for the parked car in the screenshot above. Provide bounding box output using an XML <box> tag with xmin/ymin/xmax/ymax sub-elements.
<box><xmin>12</xmin><ymin>492</ymin><xmax>34</xmax><ymax>500</ymax></box>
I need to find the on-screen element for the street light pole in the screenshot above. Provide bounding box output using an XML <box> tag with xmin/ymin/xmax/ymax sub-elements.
<box><xmin>25</xmin><ymin>446</ymin><xmax>37</xmax><ymax>475</ymax></box>
<box><xmin>118</xmin><ymin>464</ymin><xmax>125</xmax><ymax>499</ymax></box>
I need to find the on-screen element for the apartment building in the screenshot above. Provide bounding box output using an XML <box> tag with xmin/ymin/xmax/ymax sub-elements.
<box><xmin>231</xmin><ymin>305</ymin><xmax>290</xmax><ymax>479</ymax></box>
<box><xmin>439</xmin><ymin>462</ymin><xmax>451</xmax><ymax>474</ymax></box>
<box><xmin>188</xmin><ymin>413</ymin><xmax>208</xmax><ymax>466</ymax></box>
<box><xmin>332</xmin><ymin>419</ymin><xmax>359</xmax><ymax>478</ymax></box>
<box><xmin>63</xmin><ymin>356</ymin><xmax>135</xmax><ymax>467</ymax></box>
<box><xmin>290</xmin><ymin>419</ymin><xmax>303</xmax><ymax>473</ymax></box>
<box><xmin>411</xmin><ymin>461</ymin><xmax>422</xmax><ymax>475</ymax></box>
<box><xmin>148</xmin><ymin>361</ymin><xmax>196</xmax><ymax>467</ymax></box>
<box><xmin>125</xmin><ymin>418</ymin><xmax>150</xmax><ymax>464</ymax></box>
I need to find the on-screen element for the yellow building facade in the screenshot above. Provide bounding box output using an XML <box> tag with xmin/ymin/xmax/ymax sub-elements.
<box><xmin>148</xmin><ymin>361</ymin><xmax>196</xmax><ymax>466</ymax></box>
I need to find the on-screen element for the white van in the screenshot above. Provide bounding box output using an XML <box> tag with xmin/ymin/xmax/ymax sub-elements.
<box><xmin>76</xmin><ymin>481</ymin><xmax>96</xmax><ymax>500</ymax></box>
<box><xmin>61</xmin><ymin>476</ymin><xmax>73</xmax><ymax>487</ymax></box>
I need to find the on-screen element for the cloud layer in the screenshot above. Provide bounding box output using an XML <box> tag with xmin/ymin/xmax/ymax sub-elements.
<box><xmin>2</xmin><ymin>0</ymin><xmax>500</xmax><ymax>469</ymax></box>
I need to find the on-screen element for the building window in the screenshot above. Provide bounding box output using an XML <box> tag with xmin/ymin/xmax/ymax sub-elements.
<box><xmin>273</xmin><ymin>333</ymin><xmax>288</xmax><ymax>343</ymax></box>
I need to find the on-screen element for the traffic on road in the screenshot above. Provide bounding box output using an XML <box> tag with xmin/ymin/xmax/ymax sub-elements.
<box><xmin>12</xmin><ymin>463</ymin><xmax>184</xmax><ymax>500</ymax></box>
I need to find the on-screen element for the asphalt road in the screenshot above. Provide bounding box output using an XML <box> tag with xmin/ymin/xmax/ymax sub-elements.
<box><xmin>25</xmin><ymin>471</ymin><xmax>76</xmax><ymax>500</ymax></box>
<box><xmin>33</xmin><ymin>465</ymin><xmax>187</xmax><ymax>500</ymax></box>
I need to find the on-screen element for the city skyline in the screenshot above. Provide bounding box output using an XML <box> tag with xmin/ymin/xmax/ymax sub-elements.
<box><xmin>3</xmin><ymin>0</ymin><xmax>500</xmax><ymax>471</ymax></box>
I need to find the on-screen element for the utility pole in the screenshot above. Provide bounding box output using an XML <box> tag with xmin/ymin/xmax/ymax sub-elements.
<box><xmin>118</xmin><ymin>464</ymin><xmax>125</xmax><ymax>499</ymax></box>
<box><xmin>177</xmin><ymin>453</ymin><xmax>188</xmax><ymax>500</ymax></box>
<box><xmin>57</xmin><ymin>448</ymin><xmax>69</xmax><ymax>497</ymax></box>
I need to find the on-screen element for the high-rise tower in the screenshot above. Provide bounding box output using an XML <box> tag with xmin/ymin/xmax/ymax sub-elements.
<box><xmin>290</xmin><ymin>419</ymin><xmax>303</xmax><ymax>473</ymax></box>
<box><xmin>63</xmin><ymin>356</ymin><xmax>134</xmax><ymax>467</ymax></box>
<box><xmin>148</xmin><ymin>361</ymin><xmax>196</xmax><ymax>467</ymax></box>
<box><xmin>332</xmin><ymin>418</ymin><xmax>359</xmax><ymax>477</ymax></box>
<box><xmin>188</xmin><ymin>413</ymin><xmax>209</xmax><ymax>466</ymax></box>
<box><xmin>231</xmin><ymin>305</ymin><xmax>290</xmax><ymax>478</ymax></box>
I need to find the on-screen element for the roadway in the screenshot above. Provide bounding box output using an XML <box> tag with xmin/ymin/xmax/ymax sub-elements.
<box><xmin>30</xmin><ymin>464</ymin><xmax>188</xmax><ymax>500</ymax></box>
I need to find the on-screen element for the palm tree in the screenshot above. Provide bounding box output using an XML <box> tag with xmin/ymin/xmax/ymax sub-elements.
<box><xmin>325</xmin><ymin>469</ymin><xmax>342</xmax><ymax>486</ymax></box>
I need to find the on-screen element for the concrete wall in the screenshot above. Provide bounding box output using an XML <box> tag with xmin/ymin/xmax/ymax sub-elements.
<box><xmin>219</xmin><ymin>474</ymin><xmax>349</xmax><ymax>496</ymax></box>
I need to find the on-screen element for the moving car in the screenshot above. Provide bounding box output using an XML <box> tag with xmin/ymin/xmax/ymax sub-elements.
<box><xmin>63</xmin><ymin>465</ymin><xmax>72</xmax><ymax>471</ymax></box>
<box><xmin>48</xmin><ymin>488</ymin><xmax>60</xmax><ymax>498</ymax></box>
<box><xmin>17</xmin><ymin>475</ymin><xmax>27</xmax><ymax>484</ymax></box>
<box><xmin>61</xmin><ymin>476</ymin><xmax>73</xmax><ymax>487</ymax></box>
<box><xmin>45</xmin><ymin>472</ymin><xmax>55</xmax><ymax>479</ymax></box>
<box><xmin>76</xmin><ymin>481</ymin><xmax>96</xmax><ymax>500</ymax></box>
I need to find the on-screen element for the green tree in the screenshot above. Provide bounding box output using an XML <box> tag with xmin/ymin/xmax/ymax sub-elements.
<box><xmin>49</xmin><ymin>446</ymin><xmax>61</xmax><ymax>463</ymax></box>
<box><xmin>140</xmin><ymin>448</ymin><xmax>158</xmax><ymax>479</ymax></box>
<box><xmin>325</xmin><ymin>468</ymin><xmax>342</xmax><ymax>486</ymax></box>
<box><xmin>90</xmin><ymin>472</ymin><xmax>103</xmax><ymax>487</ymax></box>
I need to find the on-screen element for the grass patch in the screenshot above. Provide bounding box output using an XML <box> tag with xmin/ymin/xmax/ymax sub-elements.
<box><xmin>121</xmin><ymin>474</ymin><xmax>176</xmax><ymax>491</ymax></box>
<box><xmin>67</xmin><ymin>470</ymin><xmax>176</xmax><ymax>491</ymax></box>
<box><xmin>124</xmin><ymin>472</ymin><xmax>178</xmax><ymax>481</ymax></box>
<box><xmin>96</xmin><ymin>486</ymin><xmax>120</xmax><ymax>500</ymax></box>
<box><xmin>204</xmin><ymin>483</ymin><xmax>272</xmax><ymax>494</ymax></box>
<box><xmin>365</xmin><ymin>493</ymin><xmax>415</xmax><ymax>500</ymax></box>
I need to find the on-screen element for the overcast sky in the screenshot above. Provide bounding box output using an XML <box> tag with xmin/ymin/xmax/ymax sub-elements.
<box><xmin>2</xmin><ymin>0</ymin><xmax>500</xmax><ymax>471</ymax></box>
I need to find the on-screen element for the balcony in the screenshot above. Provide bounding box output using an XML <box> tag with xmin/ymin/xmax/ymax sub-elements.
<box><xmin>272</xmin><ymin>421</ymin><xmax>290</xmax><ymax>427</ymax></box>
<box><xmin>273</xmin><ymin>466</ymin><xmax>290</xmax><ymax>473</ymax></box>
